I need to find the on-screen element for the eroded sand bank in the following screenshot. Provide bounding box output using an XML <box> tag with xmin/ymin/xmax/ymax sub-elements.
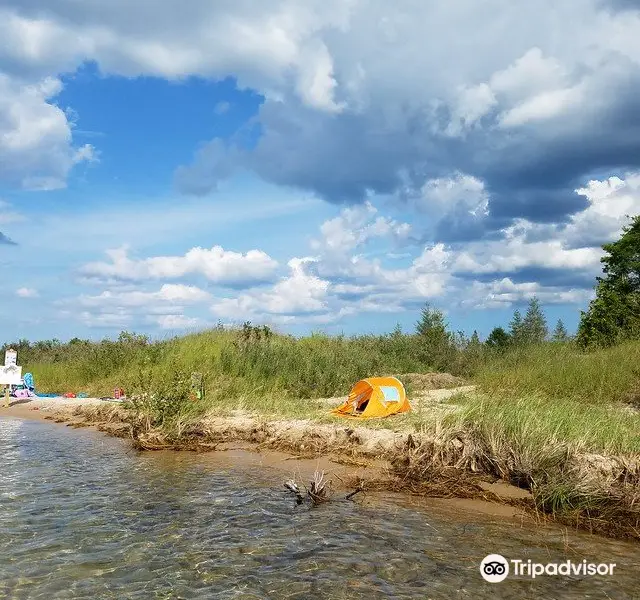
<box><xmin>0</xmin><ymin>392</ymin><xmax>533</xmax><ymax>523</ymax></box>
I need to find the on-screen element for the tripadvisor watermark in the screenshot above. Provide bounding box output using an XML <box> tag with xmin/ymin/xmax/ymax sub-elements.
<box><xmin>480</xmin><ymin>554</ymin><xmax>617</xmax><ymax>583</ymax></box>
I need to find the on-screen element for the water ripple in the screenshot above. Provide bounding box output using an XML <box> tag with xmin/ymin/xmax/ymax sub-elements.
<box><xmin>0</xmin><ymin>418</ymin><xmax>637</xmax><ymax>599</ymax></box>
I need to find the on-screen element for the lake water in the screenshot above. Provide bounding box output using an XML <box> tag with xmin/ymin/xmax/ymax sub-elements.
<box><xmin>0</xmin><ymin>417</ymin><xmax>638</xmax><ymax>599</ymax></box>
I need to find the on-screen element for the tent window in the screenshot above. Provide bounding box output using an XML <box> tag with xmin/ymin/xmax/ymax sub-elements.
<box><xmin>379</xmin><ymin>386</ymin><xmax>400</xmax><ymax>402</ymax></box>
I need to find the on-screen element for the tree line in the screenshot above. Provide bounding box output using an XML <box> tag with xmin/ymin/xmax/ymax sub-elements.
<box><xmin>415</xmin><ymin>214</ymin><xmax>639</xmax><ymax>353</ymax></box>
<box><xmin>416</xmin><ymin>295</ymin><xmax>567</xmax><ymax>356</ymax></box>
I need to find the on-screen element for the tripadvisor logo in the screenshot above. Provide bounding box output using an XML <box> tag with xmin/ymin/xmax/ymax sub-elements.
<box><xmin>480</xmin><ymin>554</ymin><xmax>617</xmax><ymax>583</ymax></box>
<box><xmin>480</xmin><ymin>554</ymin><xmax>509</xmax><ymax>583</ymax></box>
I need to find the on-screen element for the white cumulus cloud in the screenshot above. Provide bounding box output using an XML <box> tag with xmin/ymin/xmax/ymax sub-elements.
<box><xmin>210</xmin><ymin>257</ymin><xmax>330</xmax><ymax>320</ymax></box>
<box><xmin>80</xmin><ymin>245</ymin><xmax>279</xmax><ymax>286</ymax></box>
<box><xmin>0</xmin><ymin>74</ymin><xmax>95</xmax><ymax>190</ymax></box>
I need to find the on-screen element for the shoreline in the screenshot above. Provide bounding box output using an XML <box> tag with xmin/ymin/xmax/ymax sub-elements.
<box><xmin>0</xmin><ymin>396</ymin><xmax>607</xmax><ymax>538</ymax></box>
<box><xmin>1</xmin><ymin>397</ymin><xmax>122</xmax><ymax>421</ymax></box>
<box><xmin>2</xmin><ymin>393</ymin><xmax>638</xmax><ymax>542</ymax></box>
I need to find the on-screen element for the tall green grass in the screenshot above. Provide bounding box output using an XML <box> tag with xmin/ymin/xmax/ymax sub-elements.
<box><xmin>475</xmin><ymin>341</ymin><xmax>640</xmax><ymax>405</ymax></box>
<box><xmin>24</xmin><ymin>327</ymin><xmax>433</xmax><ymax>399</ymax></box>
<box><xmin>22</xmin><ymin>329</ymin><xmax>640</xmax><ymax>410</ymax></box>
<box><xmin>449</xmin><ymin>394</ymin><xmax>640</xmax><ymax>455</ymax></box>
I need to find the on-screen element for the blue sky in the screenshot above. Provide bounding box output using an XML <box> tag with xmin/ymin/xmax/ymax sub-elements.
<box><xmin>1</xmin><ymin>0</ymin><xmax>640</xmax><ymax>342</ymax></box>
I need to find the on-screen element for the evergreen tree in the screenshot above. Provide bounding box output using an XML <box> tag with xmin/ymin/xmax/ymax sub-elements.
<box><xmin>552</xmin><ymin>319</ymin><xmax>568</xmax><ymax>342</ymax></box>
<box><xmin>577</xmin><ymin>215</ymin><xmax>640</xmax><ymax>347</ymax></box>
<box><xmin>521</xmin><ymin>296</ymin><xmax>548</xmax><ymax>344</ymax></box>
<box><xmin>463</xmin><ymin>329</ymin><xmax>484</xmax><ymax>368</ymax></box>
<box><xmin>485</xmin><ymin>326</ymin><xmax>510</xmax><ymax>351</ymax></box>
<box><xmin>416</xmin><ymin>303</ymin><xmax>449</xmax><ymax>342</ymax></box>
<box><xmin>415</xmin><ymin>303</ymin><xmax>454</xmax><ymax>370</ymax></box>
<box><xmin>509</xmin><ymin>309</ymin><xmax>524</xmax><ymax>345</ymax></box>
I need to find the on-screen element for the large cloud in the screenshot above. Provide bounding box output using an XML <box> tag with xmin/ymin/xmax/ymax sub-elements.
<box><xmin>0</xmin><ymin>0</ymin><xmax>348</xmax><ymax>189</ymax></box>
<box><xmin>0</xmin><ymin>73</ymin><xmax>94</xmax><ymax>190</ymax></box>
<box><xmin>0</xmin><ymin>0</ymin><xmax>352</xmax><ymax>85</ymax></box>
<box><xmin>172</xmin><ymin>1</ymin><xmax>640</xmax><ymax>234</ymax></box>
<box><xmin>3</xmin><ymin>0</ymin><xmax>640</xmax><ymax>212</ymax></box>
<box><xmin>70</xmin><ymin>172</ymin><xmax>640</xmax><ymax>329</ymax></box>
<box><xmin>79</xmin><ymin>245</ymin><xmax>279</xmax><ymax>287</ymax></box>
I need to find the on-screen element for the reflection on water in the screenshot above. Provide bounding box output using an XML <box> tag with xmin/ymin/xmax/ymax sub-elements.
<box><xmin>0</xmin><ymin>417</ymin><xmax>637</xmax><ymax>599</ymax></box>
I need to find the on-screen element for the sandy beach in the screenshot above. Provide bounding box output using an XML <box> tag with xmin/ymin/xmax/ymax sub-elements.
<box><xmin>0</xmin><ymin>396</ymin><xmax>123</xmax><ymax>422</ymax></box>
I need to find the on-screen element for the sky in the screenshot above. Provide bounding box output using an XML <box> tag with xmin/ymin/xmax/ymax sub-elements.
<box><xmin>1</xmin><ymin>0</ymin><xmax>640</xmax><ymax>342</ymax></box>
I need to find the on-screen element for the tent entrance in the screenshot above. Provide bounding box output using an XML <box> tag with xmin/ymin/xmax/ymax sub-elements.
<box><xmin>356</xmin><ymin>399</ymin><xmax>370</xmax><ymax>413</ymax></box>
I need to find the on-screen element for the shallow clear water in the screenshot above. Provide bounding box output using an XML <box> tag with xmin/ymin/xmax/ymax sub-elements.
<box><xmin>0</xmin><ymin>417</ymin><xmax>638</xmax><ymax>599</ymax></box>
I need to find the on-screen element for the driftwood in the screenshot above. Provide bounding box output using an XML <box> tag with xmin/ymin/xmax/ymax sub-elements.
<box><xmin>284</xmin><ymin>470</ymin><xmax>363</xmax><ymax>506</ymax></box>
<box><xmin>344</xmin><ymin>487</ymin><xmax>364</xmax><ymax>500</ymax></box>
<box><xmin>308</xmin><ymin>470</ymin><xmax>328</xmax><ymax>505</ymax></box>
<box><xmin>284</xmin><ymin>480</ymin><xmax>305</xmax><ymax>505</ymax></box>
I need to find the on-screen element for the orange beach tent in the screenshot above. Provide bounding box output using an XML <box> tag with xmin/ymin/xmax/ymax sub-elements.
<box><xmin>332</xmin><ymin>376</ymin><xmax>410</xmax><ymax>419</ymax></box>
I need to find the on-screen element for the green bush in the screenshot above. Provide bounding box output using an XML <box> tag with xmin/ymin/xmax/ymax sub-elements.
<box><xmin>125</xmin><ymin>364</ymin><xmax>199</xmax><ymax>430</ymax></box>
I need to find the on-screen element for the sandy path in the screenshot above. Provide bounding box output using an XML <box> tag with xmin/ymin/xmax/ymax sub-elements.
<box><xmin>414</xmin><ymin>385</ymin><xmax>477</xmax><ymax>402</ymax></box>
<box><xmin>1</xmin><ymin>397</ymin><xmax>123</xmax><ymax>422</ymax></box>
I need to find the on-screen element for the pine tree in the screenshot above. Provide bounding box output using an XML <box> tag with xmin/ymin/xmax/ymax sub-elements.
<box><xmin>552</xmin><ymin>319</ymin><xmax>568</xmax><ymax>342</ymax></box>
<box><xmin>509</xmin><ymin>309</ymin><xmax>524</xmax><ymax>345</ymax></box>
<box><xmin>416</xmin><ymin>303</ymin><xmax>449</xmax><ymax>341</ymax></box>
<box><xmin>521</xmin><ymin>297</ymin><xmax>548</xmax><ymax>344</ymax></box>
<box><xmin>464</xmin><ymin>329</ymin><xmax>484</xmax><ymax>366</ymax></box>
<box><xmin>485</xmin><ymin>326</ymin><xmax>510</xmax><ymax>351</ymax></box>
<box><xmin>415</xmin><ymin>302</ymin><xmax>454</xmax><ymax>370</ymax></box>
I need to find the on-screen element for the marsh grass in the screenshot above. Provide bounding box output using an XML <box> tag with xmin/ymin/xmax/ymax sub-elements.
<box><xmin>450</xmin><ymin>394</ymin><xmax>640</xmax><ymax>455</ymax></box>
